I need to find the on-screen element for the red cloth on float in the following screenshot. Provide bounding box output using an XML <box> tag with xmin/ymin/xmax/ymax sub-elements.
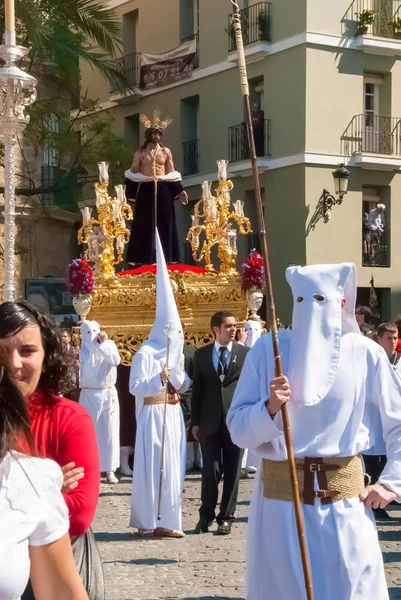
<box><xmin>118</xmin><ymin>264</ymin><xmax>217</xmax><ymax>276</ymax></box>
<box><xmin>397</xmin><ymin>339</ymin><xmax>401</xmax><ymax>354</ymax></box>
<box><xmin>24</xmin><ymin>391</ymin><xmax>100</xmax><ymax>537</ymax></box>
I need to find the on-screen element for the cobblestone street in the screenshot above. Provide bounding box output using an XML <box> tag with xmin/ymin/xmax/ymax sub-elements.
<box><xmin>94</xmin><ymin>473</ymin><xmax>401</xmax><ymax>600</ymax></box>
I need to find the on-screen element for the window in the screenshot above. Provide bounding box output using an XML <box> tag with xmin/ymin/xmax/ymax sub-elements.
<box><xmin>180</xmin><ymin>0</ymin><xmax>199</xmax><ymax>42</ymax></box>
<box><xmin>181</xmin><ymin>96</ymin><xmax>199</xmax><ymax>175</ymax></box>
<box><xmin>43</xmin><ymin>114</ymin><xmax>59</xmax><ymax>167</ymax></box>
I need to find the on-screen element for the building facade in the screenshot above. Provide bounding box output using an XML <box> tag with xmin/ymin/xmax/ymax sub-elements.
<box><xmin>78</xmin><ymin>0</ymin><xmax>401</xmax><ymax>323</ymax></box>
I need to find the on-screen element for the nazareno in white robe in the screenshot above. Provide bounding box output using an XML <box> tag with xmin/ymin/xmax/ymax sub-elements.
<box><xmin>227</xmin><ymin>329</ymin><xmax>401</xmax><ymax>600</ymax></box>
<box><xmin>129</xmin><ymin>345</ymin><xmax>189</xmax><ymax>531</ymax></box>
<box><xmin>79</xmin><ymin>339</ymin><xmax>121</xmax><ymax>473</ymax></box>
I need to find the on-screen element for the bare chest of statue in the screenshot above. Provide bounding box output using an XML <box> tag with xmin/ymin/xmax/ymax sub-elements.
<box><xmin>139</xmin><ymin>146</ymin><xmax>168</xmax><ymax>178</ymax></box>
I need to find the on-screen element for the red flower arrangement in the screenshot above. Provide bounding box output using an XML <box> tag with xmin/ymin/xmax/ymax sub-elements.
<box><xmin>241</xmin><ymin>250</ymin><xmax>265</xmax><ymax>291</ymax></box>
<box><xmin>68</xmin><ymin>258</ymin><xmax>95</xmax><ymax>296</ymax></box>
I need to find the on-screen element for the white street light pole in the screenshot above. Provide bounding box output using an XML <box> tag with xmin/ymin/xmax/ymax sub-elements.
<box><xmin>0</xmin><ymin>0</ymin><xmax>37</xmax><ymax>301</ymax></box>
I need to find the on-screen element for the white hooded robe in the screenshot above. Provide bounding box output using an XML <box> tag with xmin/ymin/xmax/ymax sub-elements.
<box><xmin>79</xmin><ymin>320</ymin><xmax>121</xmax><ymax>473</ymax></box>
<box><xmin>129</xmin><ymin>229</ymin><xmax>189</xmax><ymax>531</ymax></box>
<box><xmin>227</xmin><ymin>264</ymin><xmax>401</xmax><ymax>600</ymax></box>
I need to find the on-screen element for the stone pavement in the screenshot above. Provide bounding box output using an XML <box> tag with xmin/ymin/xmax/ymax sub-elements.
<box><xmin>93</xmin><ymin>473</ymin><xmax>401</xmax><ymax>600</ymax></box>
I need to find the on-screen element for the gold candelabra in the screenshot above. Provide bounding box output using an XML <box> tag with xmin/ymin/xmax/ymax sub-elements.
<box><xmin>187</xmin><ymin>160</ymin><xmax>252</xmax><ymax>275</ymax></box>
<box><xmin>78</xmin><ymin>161</ymin><xmax>133</xmax><ymax>278</ymax></box>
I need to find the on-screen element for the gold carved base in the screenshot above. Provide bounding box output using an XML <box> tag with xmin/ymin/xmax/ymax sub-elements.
<box><xmin>76</xmin><ymin>270</ymin><xmax>248</xmax><ymax>366</ymax></box>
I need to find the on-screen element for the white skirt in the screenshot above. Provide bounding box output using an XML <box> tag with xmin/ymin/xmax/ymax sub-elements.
<box><xmin>247</xmin><ymin>470</ymin><xmax>389</xmax><ymax>600</ymax></box>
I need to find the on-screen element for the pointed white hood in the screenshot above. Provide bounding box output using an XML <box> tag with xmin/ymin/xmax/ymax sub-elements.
<box><xmin>244</xmin><ymin>320</ymin><xmax>263</xmax><ymax>348</ymax></box>
<box><xmin>286</xmin><ymin>263</ymin><xmax>359</xmax><ymax>406</ymax></box>
<box><xmin>142</xmin><ymin>229</ymin><xmax>185</xmax><ymax>390</ymax></box>
<box><xmin>80</xmin><ymin>320</ymin><xmax>100</xmax><ymax>361</ymax></box>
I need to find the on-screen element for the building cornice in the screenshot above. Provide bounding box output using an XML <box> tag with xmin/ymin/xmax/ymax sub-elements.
<box><xmin>72</xmin><ymin>31</ymin><xmax>401</xmax><ymax>119</ymax></box>
<box><xmin>182</xmin><ymin>152</ymin><xmax>401</xmax><ymax>188</ymax></box>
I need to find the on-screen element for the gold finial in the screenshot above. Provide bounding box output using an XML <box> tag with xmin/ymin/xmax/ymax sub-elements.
<box><xmin>78</xmin><ymin>163</ymin><xmax>133</xmax><ymax>279</ymax></box>
<box><xmin>187</xmin><ymin>160</ymin><xmax>252</xmax><ymax>276</ymax></box>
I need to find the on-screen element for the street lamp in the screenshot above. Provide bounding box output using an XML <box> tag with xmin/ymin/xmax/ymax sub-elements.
<box><xmin>322</xmin><ymin>164</ymin><xmax>350</xmax><ymax>223</ymax></box>
<box><xmin>0</xmin><ymin>0</ymin><xmax>37</xmax><ymax>301</ymax></box>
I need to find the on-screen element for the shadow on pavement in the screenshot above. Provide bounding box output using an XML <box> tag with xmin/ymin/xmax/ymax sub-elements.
<box><xmin>99</xmin><ymin>491</ymin><xmax>131</xmax><ymax>497</ymax></box>
<box><xmin>105</xmin><ymin>558</ymin><xmax>177</xmax><ymax>566</ymax></box>
<box><xmin>383</xmin><ymin>551</ymin><xmax>401</xmax><ymax>564</ymax></box>
<box><xmin>95</xmin><ymin>531</ymin><xmax>133</xmax><ymax>543</ymax></box>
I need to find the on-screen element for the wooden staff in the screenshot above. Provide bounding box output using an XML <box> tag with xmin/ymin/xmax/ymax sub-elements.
<box><xmin>230</xmin><ymin>3</ymin><xmax>314</xmax><ymax>599</ymax></box>
<box><xmin>153</xmin><ymin>158</ymin><xmax>158</xmax><ymax>250</ymax></box>
<box><xmin>157</xmin><ymin>321</ymin><xmax>172</xmax><ymax>520</ymax></box>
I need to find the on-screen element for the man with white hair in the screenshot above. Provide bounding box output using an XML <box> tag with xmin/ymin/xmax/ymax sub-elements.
<box><xmin>79</xmin><ymin>321</ymin><xmax>121</xmax><ymax>484</ymax></box>
<box><xmin>367</xmin><ymin>203</ymin><xmax>385</xmax><ymax>233</ymax></box>
<box><xmin>228</xmin><ymin>263</ymin><xmax>401</xmax><ymax>600</ymax></box>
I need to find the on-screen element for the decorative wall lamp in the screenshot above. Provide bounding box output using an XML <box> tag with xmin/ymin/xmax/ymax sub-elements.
<box><xmin>322</xmin><ymin>164</ymin><xmax>350</xmax><ymax>223</ymax></box>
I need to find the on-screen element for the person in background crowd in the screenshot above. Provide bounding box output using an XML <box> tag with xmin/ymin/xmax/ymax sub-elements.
<box><xmin>0</xmin><ymin>301</ymin><xmax>103</xmax><ymax>600</ymax></box>
<box><xmin>116</xmin><ymin>365</ymin><xmax>135</xmax><ymax>477</ymax></box>
<box><xmin>363</xmin><ymin>321</ymin><xmax>401</xmax><ymax>520</ymax></box>
<box><xmin>191</xmin><ymin>311</ymin><xmax>249</xmax><ymax>536</ymax></box>
<box><xmin>355</xmin><ymin>305</ymin><xmax>373</xmax><ymax>329</ymax></box>
<box><xmin>393</xmin><ymin>314</ymin><xmax>401</xmax><ymax>354</ymax></box>
<box><xmin>180</xmin><ymin>343</ymin><xmax>202</xmax><ymax>472</ymax></box>
<box><xmin>0</xmin><ymin>346</ymin><xmax>89</xmax><ymax>600</ymax></box>
<box><xmin>79</xmin><ymin>321</ymin><xmax>121</xmax><ymax>485</ymax></box>
<box><xmin>60</xmin><ymin>328</ymin><xmax>79</xmax><ymax>401</ymax></box>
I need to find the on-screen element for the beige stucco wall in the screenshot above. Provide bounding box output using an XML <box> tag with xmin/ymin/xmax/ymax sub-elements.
<box><xmin>305</xmin><ymin>165</ymin><xmax>401</xmax><ymax>317</ymax></box>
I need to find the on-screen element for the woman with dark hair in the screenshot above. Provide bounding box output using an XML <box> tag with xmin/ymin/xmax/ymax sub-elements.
<box><xmin>0</xmin><ymin>347</ymin><xmax>88</xmax><ymax>599</ymax></box>
<box><xmin>0</xmin><ymin>301</ymin><xmax>103</xmax><ymax>600</ymax></box>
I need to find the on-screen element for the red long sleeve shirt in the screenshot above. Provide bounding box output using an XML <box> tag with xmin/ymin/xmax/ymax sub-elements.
<box><xmin>27</xmin><ymin>391</ymin><xmax>100</xmax><ymax>537</ymax></box>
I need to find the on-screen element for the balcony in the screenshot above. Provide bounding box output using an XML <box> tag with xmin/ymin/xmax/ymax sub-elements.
<box><xmin>363</xmin><ymin>230</ymin><xmax>390</xmax><ymax>267</ymax></box>
<box><xmin>227</xmin><ymin>2</ymin><xmax>271</xmax><ymax>63</ymax></box>
<box><xmin>110</xmin><ymin>52</ymin><xmax>141</xmax><ymax>98</ymax></box>
<box><xmin>228</xmin><ymin>120</ymin><xmax>271</xmax><ymax>163</ymax></box>
<box><xmin>182</xmin><ymin>139</ymin><xmax>200</xmax><ymax>176</ymax></box>
<box><xmin>343</xmin><ymin>0</ymin><xmax>401</xmax><ymax>55</ymax></box>
<box><xmin>342</xmin><ymin>114</ymin><xmax>401</xmax><ymax>170</ymax></box>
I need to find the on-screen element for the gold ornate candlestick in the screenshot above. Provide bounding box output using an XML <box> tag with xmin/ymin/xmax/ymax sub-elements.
<box><xmin>187</xmin><ymin>160</ymin><xmax>252</xmax><ymax>275</ymax></box>
<box><xmin>78</xmin><ymin>162</ymin><xmax>133</xmax><ymax>278</ymax></box>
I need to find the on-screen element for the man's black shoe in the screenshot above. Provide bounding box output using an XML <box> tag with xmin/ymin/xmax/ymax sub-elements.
<box><xmin>194</xmin><ymin>518</ymin><xmax>212</xmax><ymax>534</ymax></box>
<box><xmin>216</xmin><ymin>521</ymin><xmax>232</xmax><ymax>535</ymax></box>
<box><xmin>373</xmin><ymin>508</ymin><xmax>391</xmax><ymax>520</ymax></box>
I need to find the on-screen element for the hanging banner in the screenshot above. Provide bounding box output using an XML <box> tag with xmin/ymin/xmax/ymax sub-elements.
<box><xmin>140</xmin><ymin>39</ymin><xmax>197</xmax><ymax>90</ymax></box>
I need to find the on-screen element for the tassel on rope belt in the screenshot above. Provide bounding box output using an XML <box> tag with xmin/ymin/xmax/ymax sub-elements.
<box><xmin>144</xmin><ymin>392</ymin><xmax>180</xmax><ymax>406</ymax></box>
<box><xmin>262</xmin><ymin>456</ymin><xmax>365</xmax><ymax>505</ymax></box>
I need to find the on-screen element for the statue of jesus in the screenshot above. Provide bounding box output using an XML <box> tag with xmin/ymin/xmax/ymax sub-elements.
<box><xmin>124</xmin><ymin>110</ymin><xmax>188</xmax><ymax>266</ymax></box>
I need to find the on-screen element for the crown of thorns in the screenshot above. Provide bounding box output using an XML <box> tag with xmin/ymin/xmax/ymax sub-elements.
<box><xmin>140</xmin><ymin>109</ymin><xmax>173</xmax><ymax>131</ymax></box>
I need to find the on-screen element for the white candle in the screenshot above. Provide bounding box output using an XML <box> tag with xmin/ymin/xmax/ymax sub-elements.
<box><xmin>5</xmin><ymin>0</ymin><xmax>15</xmax><ymax>31</ymax></box>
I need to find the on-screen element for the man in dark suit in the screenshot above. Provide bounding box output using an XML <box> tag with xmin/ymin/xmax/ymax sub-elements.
<box><xmin>191</xmin><ymin>311</ymin><xmax>249</xmax><ymax>535</ymax></box>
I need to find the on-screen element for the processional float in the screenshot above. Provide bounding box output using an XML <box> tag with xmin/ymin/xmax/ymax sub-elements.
<box><xmin>73</xmin><ymin>159</ymin><xmax>263</xmax><ymax>365</ymax></box>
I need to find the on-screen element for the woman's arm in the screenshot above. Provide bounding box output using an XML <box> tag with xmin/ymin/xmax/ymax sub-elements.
<box><xmin>57</xmin><ymin>407</ymin><xmax>100</xmax><ymax>536</ymax></box>
<box><xmin>29</xmin><ymin>534</ymin><xmax>88</xmax><ymax>600</ymax></box>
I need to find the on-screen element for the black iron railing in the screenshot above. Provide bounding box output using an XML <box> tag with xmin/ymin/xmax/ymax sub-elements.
<box><xmin>228</xmin><ymin>120</ymin><xmax>271</xmax><ymax>162</ymax></box>
<box><xmin>363</xmin><ymin>229</ymin><xmax>390</xmax><ymax>267</ymax></box>
<box><xmin>183</xmin><ymin>139</ymin><xmax>200</xmax><ymax>176</ymax></box>
<box><xmin>181</xmin><ymin>32</ymin><xmax>199</xmax><ymax>69</ymax></box>
<box><xmin>342</xmin><ymin>114</ymin><xmax>401</xmax><ymax>156</ymax></box>
<box><xmin>110</xmin><ymin>52</ymin><xmax>141</xmax><ymax>93</ymax></box>
<box><xmin>228</xmin><ymin>2</ymin><xmax>271</xmax><ymax>52</ymax></box>
<box><xmin>343</xmin><ymin>0</ymin><xmax>401</xmax><ymax>38</ymax></box>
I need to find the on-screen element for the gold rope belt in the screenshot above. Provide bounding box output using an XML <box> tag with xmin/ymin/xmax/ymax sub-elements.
<box><xmin>262</xmin><ymin>456</ymin><xmax>365</xmax><ymax>506</ymax></box>
<box><xmin>81</xmin><ymin>386</ymin><xmax>113</xmax><ymax>391</ymax></box>
<box><xmin>144</xmin><ymin>392</ymin><xmax>180</xmax><ymax>406</ymax></box>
